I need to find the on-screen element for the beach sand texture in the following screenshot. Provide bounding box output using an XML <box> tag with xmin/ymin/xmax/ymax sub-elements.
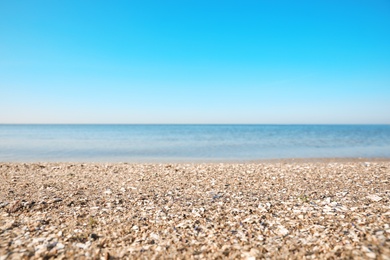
<box><xmin>1</xmin><ymin>162</ymin><xmax>389</xmax><ymax>259</ymax></box>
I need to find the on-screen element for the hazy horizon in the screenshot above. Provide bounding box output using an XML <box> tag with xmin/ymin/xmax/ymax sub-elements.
<box><xmin>0</xmin><ymin>123</ymin><xmax>389</xmax><ymax>126</ymax></box>
<box><xmin>1</xmin><ymin>1</ymin><xmax>389</xmax><ymax>124</ymax></box>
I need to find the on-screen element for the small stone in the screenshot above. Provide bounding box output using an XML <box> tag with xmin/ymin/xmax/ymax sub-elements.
<box><xmin>90</xmin><ymin>233</ymin><xmax>99</xmax><ymax>240</ymax></box>
<box><xmin>8</xmin><ymin>200</ymin><xmax>22</xmax><ymax>213</ymax></box>
<box><xmin>46</xmin><ymin>242</ymin><xmax>57</xmax><ymax>250</ymax></box>
<box><xmin>276</xmin><ymin>225</ymin><xmax>289</xmax><ymax>236</ymax></box>
<box><xmin>33</xmin><ymin>237</ymin><xmax>46</xmax><ymax>243</ymax></box>
<box><xmin>0</xmin><ymin>202</ymin><xmax>9</xmax><ymax>208</ymax></box>
<box><xmin>75</xmin><ymin>243</ymin><xmax>89</xmax><ymax>250</ymax></box>
<box><xmin>367</xmin><ymin>195</ymin><xmax>382</xmax><ymax>202</ymax></box>
<box><xmin>52</xmin><ymin>198</ymin><xmax>63</xmax><ymax>203</ymax></box>
<box><xmin>150</xmin><ymin>232</ymin><xmax>159</xmax><ymax>240</ymax></box>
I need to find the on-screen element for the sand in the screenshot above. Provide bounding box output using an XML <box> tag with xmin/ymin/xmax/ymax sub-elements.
<box><xmin>0</xmin><ymin>160</ymin><xmax>389</xmax><ymax>259</ymax></box>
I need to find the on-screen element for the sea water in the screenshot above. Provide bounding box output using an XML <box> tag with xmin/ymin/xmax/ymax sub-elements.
<box><xmin>0</xmin><ymin>124</ymin><xmax>389</xmax><ymax>162</ymax></box>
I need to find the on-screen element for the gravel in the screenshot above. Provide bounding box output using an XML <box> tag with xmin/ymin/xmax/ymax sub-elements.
<box><xmin>0</xmin><ymin>161</ymin><xmax>389</xmax><ymax>259</ymax></box>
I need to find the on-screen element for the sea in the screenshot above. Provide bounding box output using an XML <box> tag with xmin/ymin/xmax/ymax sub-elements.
<box><xmin>0</xmin><ymin>124</ymin><xmax>389</xmax><ymax>162</ymax></box>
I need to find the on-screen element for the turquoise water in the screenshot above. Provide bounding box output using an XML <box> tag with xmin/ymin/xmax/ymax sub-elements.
<box><xmin>0</xmin><ymin>125</ymin><xmax>389</xmax><ymax>162</ymax></box>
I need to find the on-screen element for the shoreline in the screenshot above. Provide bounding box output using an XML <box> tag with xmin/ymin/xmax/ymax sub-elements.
<box><xmin>2</xmin><ymin>157</ymin><xmax>390</xmax><ymax>165</ymax></box>
<box><xmin>1</xmin><ymin>161</ymin><xmax>389</xmax><ymax>258</ymax></box>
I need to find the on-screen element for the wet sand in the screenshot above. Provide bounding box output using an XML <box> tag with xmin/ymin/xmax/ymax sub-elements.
<box><xmin>1</xmin><ymin>160</ymin><xmax>389</xmax><ymax>259</ymax></box>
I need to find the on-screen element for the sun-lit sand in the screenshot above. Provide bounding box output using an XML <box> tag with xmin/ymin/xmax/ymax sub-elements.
<box><xmin>1</xmin><ymin>160</ymin><xmax>389</xmax><ymax>259</ymax></box>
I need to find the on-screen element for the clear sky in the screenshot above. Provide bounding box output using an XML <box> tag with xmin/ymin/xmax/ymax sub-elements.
<box><xmin>0</xmin><ymin>0</ymin><xmax>389</xmax><ymax>124</ymax></box>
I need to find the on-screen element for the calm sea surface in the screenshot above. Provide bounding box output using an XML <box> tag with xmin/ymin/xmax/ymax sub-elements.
<box><xmin>0</xmin><ymin>125</ymin><xmax>389</xmax><ymax>162</ymax></box>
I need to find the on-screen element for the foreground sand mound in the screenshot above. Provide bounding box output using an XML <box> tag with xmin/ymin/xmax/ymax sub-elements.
<box><xmin>1</xmin><ymin>162</ymin><xmax>389</xmax><ymax>259</ymax></box>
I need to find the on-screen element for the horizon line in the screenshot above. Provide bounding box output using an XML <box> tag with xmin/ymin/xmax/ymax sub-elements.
<box><xmin>0</xmin><ymin>123</ymin><xmax>389</xmax><ymax>126</ymax></box>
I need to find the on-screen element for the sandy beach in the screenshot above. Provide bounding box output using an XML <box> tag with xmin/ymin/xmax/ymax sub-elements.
<box><xmin>1</xmin><ymin>160</ymin><xmax>389</xmax><ymax>259</ymax></box>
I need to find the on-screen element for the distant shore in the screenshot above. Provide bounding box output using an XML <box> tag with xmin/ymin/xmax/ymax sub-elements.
<box><xmin>1</xmin><ymin>161</ymin><xmax>389</xmax><ymax>259</ymax></box>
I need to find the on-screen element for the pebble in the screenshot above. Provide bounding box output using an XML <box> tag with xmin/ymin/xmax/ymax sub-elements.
<box><xmin>367</xmin><ymin>194</ymin><xmax>383</xmax><ymax>202</ymax></box>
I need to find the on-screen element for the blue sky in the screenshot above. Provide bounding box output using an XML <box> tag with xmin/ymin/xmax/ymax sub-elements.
<box><xmin>0</xmin><ymin>0</ymin><xmax>389</xmax><ymax>124</ymax></box>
